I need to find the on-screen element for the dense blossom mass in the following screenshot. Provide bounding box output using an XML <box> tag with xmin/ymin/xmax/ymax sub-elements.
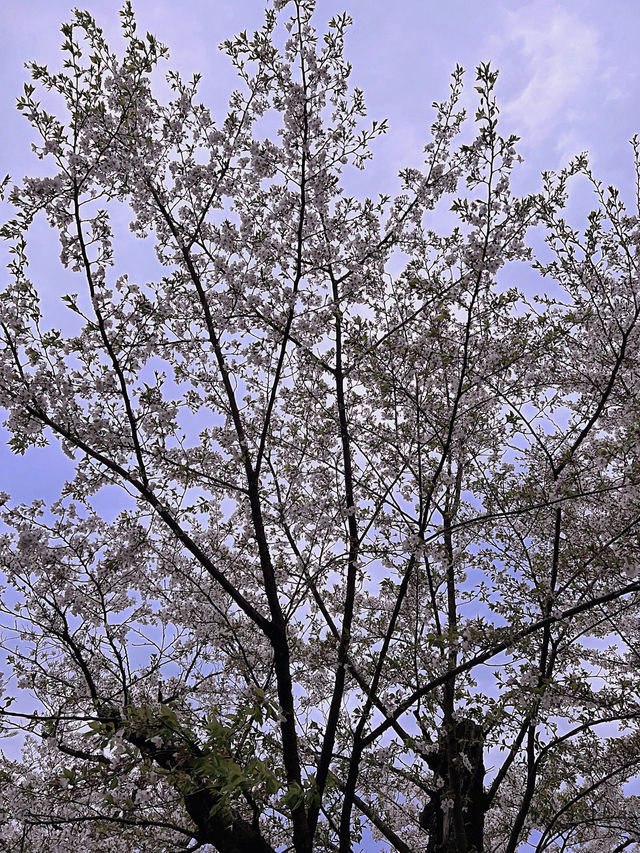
<box><xmin>1</xmin><ymin>2</ymin><xmax>640</xmax><ymax>851</ymax></box>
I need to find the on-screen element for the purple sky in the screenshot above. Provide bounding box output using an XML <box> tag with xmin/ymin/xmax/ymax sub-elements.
<box><xmin>1</xmin><ymin>2</ymin><xmax>640</xmax><ymax>848</ymax></box>
<box><xmin>4</xmin><ymin>0</ymin><xmax>640</xmax><ymax>179</ymax></box>
<box><xmin>2</xmin><ymin>0</ymin><xmax>640</xmax><ymax>503</ymax></box>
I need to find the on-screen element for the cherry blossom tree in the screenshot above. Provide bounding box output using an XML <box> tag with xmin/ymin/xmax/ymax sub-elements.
<box><xmin>1</xmin><ymin>2</ymin><xmax>640</xmax><ymax>851</ymax></box>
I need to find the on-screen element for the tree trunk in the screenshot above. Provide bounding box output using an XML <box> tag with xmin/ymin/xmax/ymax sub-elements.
<box><xmin>419</xmin><ymin>719</ymin><xmax>486</xmax><ymax>853</ymax></box>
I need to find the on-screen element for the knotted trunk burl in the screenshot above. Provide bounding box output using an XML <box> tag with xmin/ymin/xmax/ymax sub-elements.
<box><xmin>419</xmin><ymin>718</ymin><xmax>486</xmax><ymax>853</ymax></box>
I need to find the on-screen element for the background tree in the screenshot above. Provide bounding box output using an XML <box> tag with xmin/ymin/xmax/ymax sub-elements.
<box><xmin>1</xmin><ymin>2</ymin><xmax>640</xmax><ymax>851</ymax></box>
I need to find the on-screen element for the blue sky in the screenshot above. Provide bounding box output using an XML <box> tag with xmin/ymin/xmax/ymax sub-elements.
<box><xmin>4</xmin><ymin>0</ymin><xmax>640</xmax><ymax>179</ymax></box>
<box><xmin>1</xmin><ymin>2</ymin><xmax>640</xmax><ymax>849</ymax></box>
<box><xmin>2</xmin><ymin>0</ymin><xmax>640</xmax><ymax>505</ymax></box>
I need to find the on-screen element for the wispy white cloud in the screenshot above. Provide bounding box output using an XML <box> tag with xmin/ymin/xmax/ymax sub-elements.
<box><xmin>492</xmin><ymin>4</ymin><xmax>600</xmax><ymax>146</ymax></box>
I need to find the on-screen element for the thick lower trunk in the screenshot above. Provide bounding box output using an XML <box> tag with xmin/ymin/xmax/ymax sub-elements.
<box><xmin>102</xmin><ymin>706</ymin><xmax>278</xmax><ymax>853</ymax></box>
<box><xmin>182</xmin><ymin>786</ymin><xmax>276</xmax><ymax>853</ymax></box>
<box><xmin>419</xmin><ymin>719</ymin><xmax>486</xmax><ymax>853</ymax></box>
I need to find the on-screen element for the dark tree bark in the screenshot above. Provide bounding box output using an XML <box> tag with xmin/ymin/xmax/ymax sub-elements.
<box><xmin>98</xmin><ymin>705</ymin><xmax>277</xmax><ymax>853</ymax></box>
<box><xmin>419</xmin><ymin>719</ymin><xmax>486</xmax><ymax>853</ymax></box>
